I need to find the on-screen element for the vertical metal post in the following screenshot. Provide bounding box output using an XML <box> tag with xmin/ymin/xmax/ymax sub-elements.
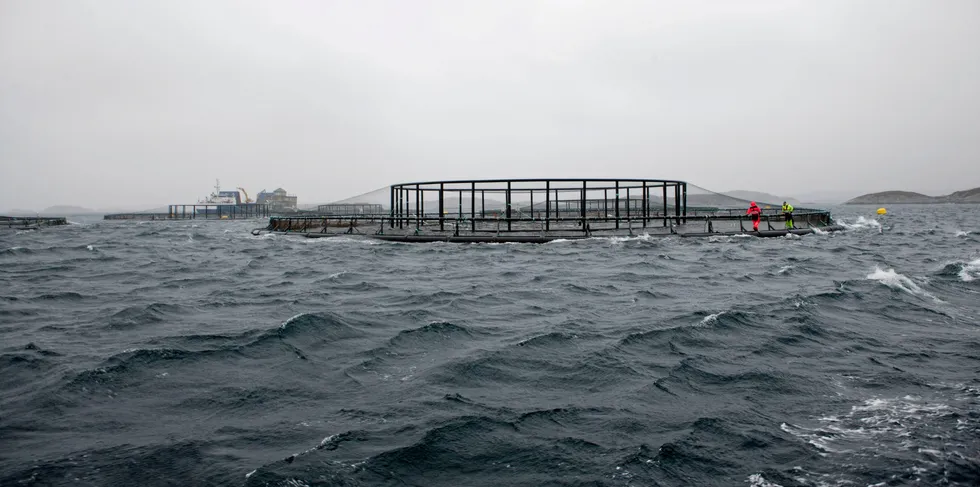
<box><xmin>530</xmin><ymin>189</ymin><xmax>534</xmax><ymax>221</ymax></box>
<box><xmin>604</xmin><ymin>189</ymin><xmax>608</xmax><ymax>222</ymax></box>
<box><xmin>481</xmin><ymin>190</ymin><xmax>485</xmax><ymax>218</ymax></box>
<box><xmin>506</xmin><ymin>181</ymin><xmax>511</xmax><ymax>231</ymax></box>
<box><xmin>471</xmin><ymin>182</ymin><xmax>476</xmax><ymax>232</ymax></box>
<box><xmin>615</xmin><ymin>181</ymin><xmax>620</xmax><ymax>229</ymax></box>
<box><xmin>674</xmin><ymin>184</ymin><xmax>681</xmax><ymax>226</ymax></box>
<box><xmin>642</xmin><ymin>181</ymin><xmax>648</xmax><ymax>227</ymax></box>
<box><xmin>545</xmin><ymin>180</ymin><xmax>550</xmax><ymax>231</ymax></box>
<box><xmin>581</xmin><ymin>180</ymin><xmax>587</xmax><ymax>231</ymax></box>
<box><xmin>439</xmin><ymin>183</ymin><xmax>444</xmax><ymax>231</ymax></box>
<box><xmin>416</xmin><ymin>184</ymin><xmax>420</xmax><ymax>228</ymax></box>
<box><xmin>389</xmin><ymin>186</ymin><xmax>395</xmax><ymax>228</ymax></box>
<box><xmin>682</xmin><ymin>183</ymin><xmax>688</xmax><ymax>224</ymax></box>
<box><xmin>662</xmin><ymin>185</ymin><xmax>667</xmax><ymax>227</ymax></box>
<box><xmin>626</xmin><ymin>187</ymin><xmax>631</xmax><ymax>222</ymax></box>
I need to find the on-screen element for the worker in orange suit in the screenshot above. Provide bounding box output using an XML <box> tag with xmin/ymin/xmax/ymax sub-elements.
<box><xmin>746</xmin><ymin>201</ymin><xmax>762</xmax><ymax>231</ymax></box>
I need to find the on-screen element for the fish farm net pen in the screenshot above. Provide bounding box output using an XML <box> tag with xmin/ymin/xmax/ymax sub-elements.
<box><xmin>254</xmin><ymin>178</ymin><xmax>843</xmax><ymax>242</ymax></box>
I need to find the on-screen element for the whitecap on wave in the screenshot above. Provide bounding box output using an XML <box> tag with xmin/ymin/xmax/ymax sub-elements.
<box><xmin>958</xmin><ymin>258</ymin><xmax>980</xmax><ymax>282</ymax></box>
<box><xmin>746</xmin><ymin>473</ymin><xmax>784</xmax><ymax>487</ymax></box>
<box><xmin>707</xmin><ymin>234</ymin><xmax>753</xmax><ymax>243</ymax></box>
<box><xmin>603</xmin><ymin>233</ymin><xmax>656</xmax><ymax>244</ymax></box>
<box><xmin>866</xmin><ymin>266</ymin><xmax>941</xmax><ymax>301</ymax></box>
<box><xmin>838</xmin><ymin>216</ymin><xmax>882</xmax><ymax>232</ymax></box>
<box><xmin>697</xmin><ymin>312</ymin><xmax>724</xmax><ymax>326</ymax></box>
<box><xmin>299</xmin><ymin>236</ymin><xmax>381</xmax><ymax>245</ymax></box>
<box><xmin>781</xmin><ymin>385</ymin><xmax>979</xmax><ymax>484</ymax></box>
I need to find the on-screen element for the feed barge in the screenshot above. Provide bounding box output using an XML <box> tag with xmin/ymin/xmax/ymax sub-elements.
<box><xmin>104</xmin><ymin>182</ymin><xmax>270</xmax><ymax>221</ymax></box>
<box><xmin>254</xmin><ymin>178</ymin><xmax>844</xmax><ymax>243</ymax></box>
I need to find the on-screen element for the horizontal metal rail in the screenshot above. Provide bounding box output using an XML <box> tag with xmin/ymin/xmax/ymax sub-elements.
<box><xmin>263</xmin><ymin>209</ymin><xmax>833</xmax><ymax>235</ymax></box>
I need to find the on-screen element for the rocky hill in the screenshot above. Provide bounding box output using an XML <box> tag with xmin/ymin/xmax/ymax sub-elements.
<box><xmin>722</xmin><ymin>191</ymin><xmax>802</xmax><ymax>206</ymax></box>
<box><xmin>845</xmin><ymin>188</ymin><xmax>980</xmax><ymax>204</ymax></box>
<box><xmin>945</xmin><ymin>187</ymin><xmax>980</xmax><ymax>202</ymax></box>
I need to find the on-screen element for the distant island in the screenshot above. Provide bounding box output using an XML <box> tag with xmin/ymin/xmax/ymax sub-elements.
<box><xmin>4</xmin><ymin>205</ymin><xmax>162</xmax><ymax>216</ymax></box>
<box><xmin>846</xmin><ymin>187</ymin><xmax>980</xmax><ymax>204</ymax></box>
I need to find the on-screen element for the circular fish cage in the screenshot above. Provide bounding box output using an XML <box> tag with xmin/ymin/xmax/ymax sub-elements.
<box><xmin>260</xmin><ymin>178</ymin><xmax>843</xmax><ymax>242</ymax></box>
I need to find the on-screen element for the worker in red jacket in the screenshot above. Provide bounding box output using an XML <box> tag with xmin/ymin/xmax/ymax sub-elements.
<box><xmin>746</xmin><ymin>201</ymin><xmax>762</xmax><ymax>231</ymax></box>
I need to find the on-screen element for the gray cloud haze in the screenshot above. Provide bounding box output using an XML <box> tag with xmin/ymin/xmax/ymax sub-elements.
<box><xmin>1</xmin><ymin>0</ymin><xmax>978</xmax><ymax>210</ymax></box>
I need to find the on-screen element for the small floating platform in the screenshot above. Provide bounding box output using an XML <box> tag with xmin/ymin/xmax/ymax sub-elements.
<box><xmin>1</xmin><ymin>216</ymin><xmax>69</xmax><ymax>230</ymax></box>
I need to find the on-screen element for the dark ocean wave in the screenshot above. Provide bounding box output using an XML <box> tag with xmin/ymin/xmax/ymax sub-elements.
<box><xmin>2</xmin><ymin>207</ymin><xmax>979</xmax><ymax>486</ymax></box>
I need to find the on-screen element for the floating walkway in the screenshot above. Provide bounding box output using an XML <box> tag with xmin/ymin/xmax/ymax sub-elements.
<box><xmin>254</xmin><ymin>178</ymin><xmax>844</xmax><ymax>243</ymax></box>
<box><xmin>1</xmin><ymin>216</ymin><xmax>69</xmax><ymax>230</ymax></box>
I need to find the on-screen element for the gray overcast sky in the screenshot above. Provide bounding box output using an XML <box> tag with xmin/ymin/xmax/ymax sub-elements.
<box><xmin>1</xmin><ymin>0</ymin><xmax>978</xmax><ymax>210</ymax></box>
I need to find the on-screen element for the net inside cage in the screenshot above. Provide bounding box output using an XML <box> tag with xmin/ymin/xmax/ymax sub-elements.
<box><xmin>319</xmin><ymin>180</ymin><xmax>793</xmax><ymax>214</ymax></box>
<box><xmin>273</xmin><ymin>179</ymin><xmax>829</xmax><ymax>236</ymax></box>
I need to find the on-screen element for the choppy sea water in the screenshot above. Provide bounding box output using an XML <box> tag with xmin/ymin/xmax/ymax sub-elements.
<box><xmin>1</xmin><ymin>206</ymin><xmax>978</xmax><ymax>487</ymax></box>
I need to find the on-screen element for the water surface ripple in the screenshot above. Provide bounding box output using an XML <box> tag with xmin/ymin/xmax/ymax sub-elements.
<box><xmin>1</xmin><ymin>206</ymin><xmax>978</xmax><ymax>486</ymax></box>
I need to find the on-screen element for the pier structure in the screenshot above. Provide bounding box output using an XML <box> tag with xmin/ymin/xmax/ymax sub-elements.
<box><xmin>257</xmin><ymin>178</ymin><xmax>841</xmax><ymax>242</ymax></box>
<box><xmin>105</xmin><ymin>203</ymin><xmax>269</xmax><ymax>221</ymax></box>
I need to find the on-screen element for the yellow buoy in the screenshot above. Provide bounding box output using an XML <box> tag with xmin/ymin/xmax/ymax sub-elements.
<box><xmin>876</xmin><ymin>208</ymin><xmax>887</xmax><ymax>215</ymax></box>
